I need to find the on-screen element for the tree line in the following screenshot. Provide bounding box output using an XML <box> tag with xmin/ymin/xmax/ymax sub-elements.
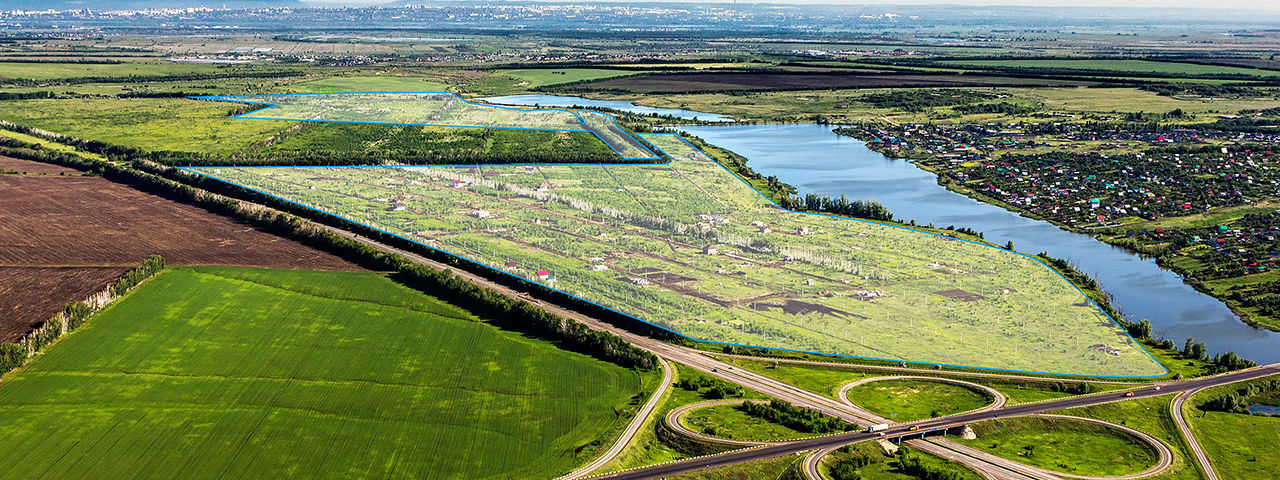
<box><xmin>738</xmin><ymin>399</ymin><xmax>855</xmax><ymax>434</ymax></box>
<box><xmin>0</xmin><ymin>255</ymin><xmax>166</xmax><ymax>378</ymax></box>
<box><xmin>777</xmin><ymin>192</ymin><xmax>894</xmax><ymax>222</ymax></box>
<box><xmin>0</xmin><ymin>136</ymin><xmax>659</xmax><ymax>371</ymax></box>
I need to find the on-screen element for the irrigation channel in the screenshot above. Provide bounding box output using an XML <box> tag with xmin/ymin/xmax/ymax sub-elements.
<box><xmin>492</xmin><ymin>95</ymin><xmax>1280</xmax><ymax>364</ymax></box>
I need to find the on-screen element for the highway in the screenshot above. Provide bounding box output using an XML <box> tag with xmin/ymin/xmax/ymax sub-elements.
<box><xmin>587</xmin><ymin>363</ymin><xmax>1280</xmax><ymax>480</ymax></box>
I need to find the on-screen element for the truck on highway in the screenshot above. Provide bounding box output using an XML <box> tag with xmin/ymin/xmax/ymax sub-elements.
<box><xmin>867</xmin><ymin>424</ymin><xmax>889</xmax><ymax>433</ymax></box>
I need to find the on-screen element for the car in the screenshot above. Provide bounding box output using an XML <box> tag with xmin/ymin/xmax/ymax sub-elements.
<box><xmin>1153</xmin><ymin>386</ymin><xmax>1161</xmax><ymax>391</ymax></box>
<box><xmin>907</xmin><ymin>425</ymin><xmax>920</xmax><ymax>431</ymax></box>
<box><xmin>877</xmin><ymin>432</ymin><xmax>885</xmax><ymax>437</ymax></box>
<box><xmin>711</xmin><ymin>368</ymin><xmax>718</xmax><ymax>372</ymax></box>
<box><xmin>1124</xmin><ymin>391</ymin><xmax>1135</xmax><ymax>397</ymax></box>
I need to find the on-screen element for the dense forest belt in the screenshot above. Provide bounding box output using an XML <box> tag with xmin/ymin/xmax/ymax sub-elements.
<box><xmin>0</xmin><ymin>69</ymin><xmax>303</xmax><ymax>87</ymax></box>
<box><xmin>550</xmin><ymin>71</ymin><xmax>1113</xmax><ymax>95</ymax></box>
<box><xmin>0</xmin><ymin>136</ymin><xmax>658</xmax><ymax>371</ymax></box>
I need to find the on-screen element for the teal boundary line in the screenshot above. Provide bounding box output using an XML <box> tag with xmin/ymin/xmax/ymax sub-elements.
<box><xmin>190</xmin><ymin>91</ymin><xmax>662</xmax><ymax>160</ymax></box>
<box><xmin>178</xmin><ymin>131</ymin><xmax>1168</xmax><ymax>379</ymax></box>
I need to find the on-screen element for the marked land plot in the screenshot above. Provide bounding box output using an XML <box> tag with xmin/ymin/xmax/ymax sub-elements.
<box><xmin>189</xmin><ymin>133</ymin><xmax>1165</xmax><ymax>377</ymax></box>
<box><xmin>195</xmin><ymin>92</ymin><xmax>660</xmax><ymax>159</ymax></box>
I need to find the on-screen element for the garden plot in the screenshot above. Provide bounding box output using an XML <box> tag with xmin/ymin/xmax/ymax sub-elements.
<box><xmin>187</xmin><ymin>133</ymin><xmax>1165</xmax><ymax>377</ymax></box>
<box><xmin>194</xmin><ymin>92</ymin><xmax>659</xmax><ymax>159</ymax></box>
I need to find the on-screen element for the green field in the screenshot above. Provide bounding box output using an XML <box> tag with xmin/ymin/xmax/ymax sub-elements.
<box><xmin>497</xmin><ymin>68</ymin><xmax>647</xmax><ymax>88</ymax></box>
<box><xmin>191</xmin><ymin>131</ymin><xmax>1164</xmax><ymax>377</ymax></box>
<box><xmin>957</xmin><ymin>416</ymin><xmax>1160</xmax><ymax>477</ymax></box>
<box><xmin>0</xmin><ymin>97</ymin><xmax>289</xmax><ymax>155</ymax></box>
<box><xmin>285</xmin><ymin>75</ymin><xmax>449</xmax><ymax>93</ymax></box>
<box><xmin>842</xmin><ymin>378</ymin><xmax>993</xmax><ymax>421</ymax></box>
<box><xmin>681</xmin><ymin>403</ymin><xmax>815</xmax><ymax>442</ymax></box>
<box><xmin>0</xmin><ymin>266</ymin><xmax>643</xmax><ymax>479</ymax></box>
<box><xmin>258</xmin><ymin>122</ymin><xmax>619</xmax><ymax>163</ymax></box>
<box><xmin>820</xmin><ymin>443</ymin><xmax>985</xmax><ymax>480</ymax></box>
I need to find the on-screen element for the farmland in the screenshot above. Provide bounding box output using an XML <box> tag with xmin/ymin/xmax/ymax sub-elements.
<box><xmin>189</xmin><ymin>131</ymin><xmax>1165</xmax><ymax>377</ymax></box>
<box><xmin>562</xmin><ymin>72</ymin><xmax>1098</xmax><ymax>94</ymax></box>
<box><xmin>0</xmin><ymin>173</ymin><xmax>358</xmax><ymax>340</ymax></box>
<box><xmin>0</xmin><ymin>155</ymin><xmax>83</xmax><ymax>175</ymax></box>
<box><xmin>0</xmin><ymin>266</ymin><xmax>644</xmax><ymax>479</ymax></box>
<box><xmin>199</xmin><ymin>92</ymin><xmax>659</xmax><ymax>159</ymax></box>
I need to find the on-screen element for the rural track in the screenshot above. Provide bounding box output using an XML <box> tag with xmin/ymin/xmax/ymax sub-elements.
<box><xmin>1171</xmin><ymin>387</ymin><xmax>1217</xmax><ymax>480</ymax></box>
<box><xmin>558</xmin><ymin>357</ymin><xmax>673</xmax><ymax>480</ymax></box>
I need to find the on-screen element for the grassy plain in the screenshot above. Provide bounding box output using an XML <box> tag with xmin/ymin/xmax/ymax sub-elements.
<box><xmin>957</xmin><ymin>416</ymin><xmax>1160</xmax><ymax>477</ymax></box>
<box><xmin>0</xmin><ymin>60</ymin><xmax>222</xmax><ymax>80</ymax></box>
<box><xmin>285</xmin><ymin>75</ymin><xmax>449</xmax><ymax>93</ymax></box>
<box><xmin>0</xmin><ymin>97</ymin><xmax>288</xmax><ymax>155</ymax></box>
<box><xmin>192</xmin><ymin>131</ymin><xmax>1164</xmax><ymax>377</ymax></box>
<box><xmin>1051</xmin><ymin>395</ymin><xmax>1202</xmax><ymax>480</ymax></box>
<box><xmin>843</xmin><ymin>379</ymin><xmax>993</xmax><ymax>421</ymax></box>
<box><xmin>0</xmin><ymin>266</ymin><xmax>644</xmax><ymax>480</ymax></box>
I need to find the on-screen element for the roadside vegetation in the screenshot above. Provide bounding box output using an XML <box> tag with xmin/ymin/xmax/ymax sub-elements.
<box><xmin>1184</xmin><ymin>375</ymin><xmax>1280</xmax><ymax>479</ymax></box>
<box><xmin>957</xmin><ymin>416</ymin><xmax>1160</xmax><ymax>477</ymax></box>
<box><xmin>822</xmin><ymin>442</ymin><xmax>985</xmax><ymax>480</ymax></box>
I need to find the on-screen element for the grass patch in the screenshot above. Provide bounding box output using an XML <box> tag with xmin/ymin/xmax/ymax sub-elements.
<box><xmin>0</xmin><ymin>266</ymin><xmax>644</xmax><ymax>480</ymax></box>
<box><xmin>821</xmin><ymin>443</ymin><xmax>985</xmax><ymax>480</ymax></box>
<box><xmin>681</xmin><ymin>403</ymin><xmax>815</xmax><ymax>442</ymax></box>
<box><xmin>842</xmin><ymin>378</ymin><xmax>993</xmax><ymax>421</ymax></box>
<box><xmin>957</xmin><ymin>416</ymin><xmax>1160</xmax><ymax>477</ymax></box>
<box><xmin>667</xmin><ymin>454</ymin><xmax>804</xmax><ymax>480</ymax></box>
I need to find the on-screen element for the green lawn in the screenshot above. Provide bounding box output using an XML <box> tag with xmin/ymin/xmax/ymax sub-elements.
<box><xmin>285</xmin><ymin>75</ymin><xmax>449</xmax><ymax>93</ymax></box>
<box><xmin>0</xmin><ymin>266</ymin><xmax>644</xmax><ymax>480</ymax></box>
<box><xmin>1051</xmin><ymin>395</ymin><xmax>1201</xmax><ymax>480</ymax></box>
<box><xmin>0</xmin><ymin>97</ymin><xmax>287</xmax><ymax>155</ymax></box>
<box><xmin>957</xmin><ymin>416</ymin><xmax>1160</xmax><ymax>477</ymax></box>
<box><xmin>680</xmin><ymin>403</ymin><xmax>815</xmax><ymax>442</ymax></box>
<box><xmin>496</xmin><ymin>68</ymin><xmax>646</xmax><ymax>88</ymax></box>
<box><xmin>842</xmin><ymin>379</ymin><xmax>994</xmax><ymax>421</ymax></box>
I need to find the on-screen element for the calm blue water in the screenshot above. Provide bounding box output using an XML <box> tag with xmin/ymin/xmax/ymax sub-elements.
<box><xmin>677</xmin><ymin>123</ymin><xmax>1280</xmax><ymax>364</ymax></box>
<box><xmin>479</xmin><ymin>94</ymin><xmax>734</xmax><ymax>122</ymax></box>
<box><xmin>1247</xmin><ymin>404</ymin><xmax>1280</xmax><ymax>415</ymax></box>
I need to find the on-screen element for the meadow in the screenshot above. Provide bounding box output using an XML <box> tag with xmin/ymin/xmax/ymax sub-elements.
<box><xmin>842</xmin><ymin>378</ymin><xmax>994</xmax><ymax>421</ymax></box>
<box><xmin>680</xmin><ymin>403</ymin><xmax>816</xmax><ymax>442</ymax></box>
<box><xmin>1183</xmin><ymin>375</ymin><xmax>1280</xmax><ymax>479</ymax></box>
<box><xmin>0</xmin><ymin>266</ymin><xmax>644</xmax><ymax>479</ymax></box>
<box><xmin>191</xmin><ymin>132</ymin><xmax>1165</xmax><ymax>377</ymax></box>
<box><xmin>283</xmin><ymin>75</ymin><xmax>450</xmax><ymax>93</ymax></box>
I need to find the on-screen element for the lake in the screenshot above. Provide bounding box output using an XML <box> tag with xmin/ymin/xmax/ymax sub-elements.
<box><xmin>479</xmin><ymin>94</ymin><xmax>734</xmax><ymax>122</ymax></box>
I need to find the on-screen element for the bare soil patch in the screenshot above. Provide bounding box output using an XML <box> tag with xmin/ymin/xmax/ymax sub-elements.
<box><xmin>935</xmin><ymin>289</ymin><xmax>987</xmax><ymax>302</ymax></box>
<box><xmin>0</xmin><ymin>266</ymin><xmax>128</xmax><ymax>342</ymax></box>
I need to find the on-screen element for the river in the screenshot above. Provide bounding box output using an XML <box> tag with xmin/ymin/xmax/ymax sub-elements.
<box><xmin>492</xmin><ymin>94</ymin><xmax>1280</xmax><ymax>363</ymax></box>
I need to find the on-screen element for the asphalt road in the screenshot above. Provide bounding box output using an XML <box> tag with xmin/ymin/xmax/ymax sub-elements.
<box><xmin>588</xmin><ymin>363</ymin><xmax>1280</xmax><ymax>480</ymax></box>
